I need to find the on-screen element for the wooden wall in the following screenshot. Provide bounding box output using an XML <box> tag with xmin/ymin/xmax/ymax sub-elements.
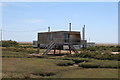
<box><xmin>38</xmin><ymin>31</ymin><xmax>81</xmax><ymax>45</ymax></box>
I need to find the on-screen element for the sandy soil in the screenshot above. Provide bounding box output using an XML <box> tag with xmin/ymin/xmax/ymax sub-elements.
<box><xmin>29</xmin><ymin>50</ymin><xmax>79</xmax><ymax>56</ymax></box>
<box><xmin>111</xmin><ymin>52</ymin><xmax>120</xmax><ymax>54</ymax></box>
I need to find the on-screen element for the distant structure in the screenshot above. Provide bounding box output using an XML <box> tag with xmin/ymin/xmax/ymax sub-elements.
<box><xmin>33</xmin><ymin>23</ymin><xmax>95</xmax><ymax>55</ymax></box>
<box><xmin>87</xmin><ymin>42</ymin><xmax>95</xmax><ymax>48</ymax></box>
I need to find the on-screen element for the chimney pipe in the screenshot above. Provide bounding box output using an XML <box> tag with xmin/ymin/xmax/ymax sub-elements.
<box><xmin>48</xmin><ymin>27</ymin><xmax>50</xmax><ymax>32</ymax></box>
<box><xmin>69</xmin><ymin>23</ymin><xmax>71</xmax><ymax>31</ymax></box>
<box><xmin>83</xmin><ymin>25</ymin><xmax>85</xmax><ymax>40</ymax></box>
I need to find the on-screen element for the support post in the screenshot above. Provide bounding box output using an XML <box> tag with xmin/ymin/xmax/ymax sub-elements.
<box><xmin>36</xmin><ymin>44</ymin><xmax>40</xmax><ymax>54</ymax></box>
<box><xmin>59</xmin><ymin>50</ymin><xmax>61</xmax><ymax>54</ymax></box>
<box><xmin>54</xmin><ymin>46</ymin><xmax>56</xmax><ymax>55</ymax></box>
<box><xmin>69</xmin><ymin>45</ymin><xmax>71</xmax><ymax>54</ymax></box>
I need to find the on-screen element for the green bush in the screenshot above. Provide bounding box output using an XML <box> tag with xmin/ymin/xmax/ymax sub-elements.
<box><xmin>78</xmin><ymin>60</ymin><xmax>120</xmax><ymax>68</ymax></box>
<box><xmin>69</xmin><ymin>50</ymin><xmax>120</xmax><ymax>61</ymax></box>
<box><xmin>32</xmin><ymin>72</ymin><xmax>55</xmax><ymax>77</ymax></box>
<box><xmin>79</xmin><ymin>63</ymin><xmax>100</xmax><ymax>68</ymax></box>
<box><xmin>56</xmin><ymin>60</ymin><xmax>75</xmax><ymax>66</ymax></box>
<box><xmin>4</xmin><ymin>47</ymin><xmax>35</xmax><ymax>53</ymax></box>
<box><xmin>86</xmin><ymin>47</ymin><xmax>96</xmax><ymax>51</ymax></box>
<box><xmin>99</xmin><ymin>65</ymin><xmax>120</xmax><ymax>68</ymax></box>
<box><xmin>17</xmin><ymin>46</ymin><xmax>33</xmax><ymax>48</ymax></box>
<box><xmin>72</xmin><ymin>58</ymin><xmax>89</xmax><ymax>64</ymax></box>
<box><xmin>2</xmin><ymin>40</ymin><xmax>19</xmax><ymax>47</ymax></box>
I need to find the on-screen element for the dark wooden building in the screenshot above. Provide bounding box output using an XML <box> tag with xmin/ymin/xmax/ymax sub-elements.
<box><xmin>36</xmin><ymin>31</ymin><xmax>81</xmax><ymax>55</ymax></box>
<box><xmin>38</xmin><ymin>31</ymin><xmax>81</xmax><ymax>46</ymax></box>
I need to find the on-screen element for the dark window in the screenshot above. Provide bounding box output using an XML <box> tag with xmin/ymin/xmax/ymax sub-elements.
<box><xmin>64</xmin><ymin>33</ymin><xmax>69</xmax><ymax>42</ymax></box>
<box><xmin>38</xmin><ymin>44</ymin><xmax>40</xmax><ymax>47</ymax></box>
<box><xmin>55</xmin><ymin>33</ymin><xmax>58</xmax><ymax>38</ymax></box>
<box><xmin>64</xmin><ymin>33</ymin><xmax>69</xmax><ymax>39</ymax></box>
<box><xmin>49</xmin><ymin>33</ymin><xmax>52</xmax><ymax>40</ymax></box>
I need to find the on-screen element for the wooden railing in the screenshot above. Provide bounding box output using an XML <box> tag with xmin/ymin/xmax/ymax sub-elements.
<box><xmin>53</xmin><ymin>38</ymin><xmax>80</xmax><ymax>45</ymax></box>
<box><xmin>42</xmin><ymin>38</ymin><xmax>79</xmax><ymax>56</ymax></box>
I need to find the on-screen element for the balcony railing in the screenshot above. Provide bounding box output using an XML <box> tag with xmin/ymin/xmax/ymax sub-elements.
<box><xmin>53</xmin><ymin>38</ymin><xmax>80</xmax><ymax>45</ymax></box>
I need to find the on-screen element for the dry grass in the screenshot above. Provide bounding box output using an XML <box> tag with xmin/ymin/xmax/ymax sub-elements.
<box><xmin>2</xmin><ymin>42</ymin><xmax>119</xmax><ymax>78</ymax></box>
<box><xmin>96</xmin><ymin>43</ymin><xmax>118</xmax><ymax>46</ymax></box>
<box><xmin>55</xmin><ymin>68</ymin><xmax>119</xmax><ymax>78</ymax></box>
<box><xmin>2</xmin><ymin>57</ymin><xmax>119</xmax><ymax>78</ymax></box>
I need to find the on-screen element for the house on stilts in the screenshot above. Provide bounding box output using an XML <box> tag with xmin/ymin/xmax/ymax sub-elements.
<box><xmin>33</xmin><ymin>23</ymin><xmax>95</xmax><ymax>56</ymax></box>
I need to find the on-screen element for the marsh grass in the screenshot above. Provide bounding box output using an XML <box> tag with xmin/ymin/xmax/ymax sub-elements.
<box><xmin>79</xmin><ymin>60</ymin><xmax>119</xmax><ymax>68</ymax></box>
<box><xmin>2</xmin><ymin>43</ymin><xmax>120</xmax><ymax>78</ymax></box>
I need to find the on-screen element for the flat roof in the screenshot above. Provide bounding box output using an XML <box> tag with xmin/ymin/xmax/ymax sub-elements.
<box><xmin>38</xmin><ymin>31</ymin><xmax>80</xmax><ymax>34</ymax></box>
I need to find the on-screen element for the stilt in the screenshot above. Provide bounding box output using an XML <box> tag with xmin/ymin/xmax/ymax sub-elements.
<box><xmin>69</xmin><ymin>45</ymin><xmax>71</xmax><ymax>54</ymax></box>
<box><xmin>36</xmin><ymin>44</ymin><xmax>40</xmax><ymax>54</ymax></box>
<box><xmin>36</xmin><ymin>48</ymin><xmax>39</xmax><ymax>54</ymax></box>
<box><xmin>54</xmin><ymin>46</ymin><xmax>56</xmax><ymax>55</ymax></box>
<box><xmin>59</xmin><ymin>50</ymin><xmax>61</xmax><ymax>54</ymax></box>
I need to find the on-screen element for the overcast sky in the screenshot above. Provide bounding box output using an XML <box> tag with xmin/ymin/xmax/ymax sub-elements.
<box><xmin>1</xmin><ymin>2</ymin><xmax>118</xmax><ymax>43</ymax></box>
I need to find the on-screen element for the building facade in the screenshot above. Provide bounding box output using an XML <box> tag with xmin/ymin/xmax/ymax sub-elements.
<box><xmin>37</xmin><ymin>31</ymin><xmax>81</xmax><ymax>48</ymax></box>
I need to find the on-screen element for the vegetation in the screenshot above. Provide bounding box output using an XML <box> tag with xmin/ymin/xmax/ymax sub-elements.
<box><xmin>2</xmin><ymin>42</ymin><xmax>120</xmax><ymax>78</ymax></box>
<box><xmin>2</xmin><ymin>58</ymin><xmax>119</xmax><ymax>78</ymax></box>
<box><xmin>2</xmin><ymin>47</ymin><xmax>36</xmax><ymax>58</ymax></box>
<box><xmin>79</xmin><ymin>60</ymin><xmax>119</xmax><ymax>68</ymax></box>
<box><xmin>2</xmin><ymin>40</ymin><xmax>33</xmax><ymax>48</ymax></box>
<box><xmin>56</xmin><ymin>60</ymin><xmax>75</xmax><ymax>66</ymax></box>
<box><xmin>72</xmin><ymin>58</ymin><xmax>89</xmax><ymax>64</ymax></box>
<box><xmin>2</xmin><ymin>40</ymin><xmax>19</xmax><ymax>47</ymax></box>
<box><xmin>82</xmin><ymin>46</ymin><xmax>119</xmax><ymax>52</ymax></box>
<box><xmin>68</xmin><ymin>46</ymin><xmax>120</xmax><ymax>61</ymax></box>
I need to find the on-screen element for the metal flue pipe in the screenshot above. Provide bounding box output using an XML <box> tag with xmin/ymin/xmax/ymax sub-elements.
<box><xmin>48</xmin><ymin>27</ymin><xmax>50</xmax><ymax>32</ymax></box>
<box><xmin>69</xmin><ymin>23</ymin><xmax>71</xmax><ymax>31</ymax></box>
<box><xmin>82</xmin><ymin>25</ymin><xmax>85</xmax><ymax>40</ymax></box>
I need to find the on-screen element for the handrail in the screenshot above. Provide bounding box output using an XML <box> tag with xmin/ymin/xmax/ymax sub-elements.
<box><xmin>42</xmin><ymin>39</ymin><xmax>57</xmax><ymax>55</ymax></box>
<box><xmin>42</xmin><ymin>38</ymin><xmax>79</xmax><ymax>56</ymax></box>
<box><xmin>53</xmin><ymin>38</ymin><xmax>80</xmax><ymax>44</ymax></box>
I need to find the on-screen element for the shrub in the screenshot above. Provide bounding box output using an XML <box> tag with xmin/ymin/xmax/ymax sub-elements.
<box><xmin>3</xmin><ymin>47</ymin><xmax>35</xmax><ymax>54</ymax></box>
<box><xmin>32</xmin><ymin>72</ymin><xmax>55</xmax><ymax>77</ymax></box>
<box><xmin>78</xmin><ymin>60</ymin><xmax>120</xmax><ymax>69</ymax></box>
<box><xmin>56</xmin><ymin>60</ymin><xmax>75</xmax><ymax>66</ymax></box>
<box><xmin>79</xmin><ymin>63</ymin><xmax>100</xmax><ymax>68</ymax></box>
<box><xmin>2</xmin><ymin>40</ymin><xmax>19</xmax><ymax>47</ymax></box>
<box><xmin>72</xmin><ymin>58</ymin><xmax>89</xmax><ymax>64</ymax></box>
<box><xmin>99</xmin><ymin>65</ymin><xmax>120</xmax><ymax>68</ymax></box>
<box><xmin>68</xmin><ymin>50</ymin><xmax>120</xmax><ymax>61</ymax></box>
<box><xmin>86</xmin><ymin>47</ymin><xmax>96</xmax><ymax>51</ymax></box>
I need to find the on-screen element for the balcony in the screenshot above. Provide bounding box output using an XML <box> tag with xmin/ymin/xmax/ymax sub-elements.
<box><xmin>53</xmin><ymin>38</ymin><xmax>80</xmax><ymax>45</ymax></box>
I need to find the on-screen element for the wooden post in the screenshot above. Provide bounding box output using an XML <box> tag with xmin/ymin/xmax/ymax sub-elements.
<box><xmin>69</xmin><ymin>45</ymin><xmax>71</xmax><ymax>54</ymax></box>
<box><xmin>54</xmin><ymin>46</ymin><xmax>56</xmax><ymax>55</ymax></box>
<box><xmin>36</xmin><ymin>44</ymin><xmax>40</xmax><ymax>54</ymax></box>
<box><xmin>39</xmin><ymin>45</ymin><xmax>40</xmax><ymax>54</ymax></box>
<box><xmin>59</xmin><ymin>50</ymin><xmax>61</xmax><ymax>54</ymax></box>
<box><xmin>37</xmin><ymin>48</ymin><xmax>39</xmax><ymax>54</ymax></box>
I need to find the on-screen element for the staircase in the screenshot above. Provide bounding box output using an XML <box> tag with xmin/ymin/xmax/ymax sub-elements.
<box><xmin>42</xmin><ymin>40</ymin><xmax>56</xmax><ymax>56</ymax></box>
<box><xmin>42</xmin><ymin>38</ymin><xmax>79</xmax><ymax>56</ymax></box>
<box><xmin>69</xmin><ymin>44</ymin><xmax>78</xmax><ymax>54</ymax></box>
<box><xmin>68</xmin><ymin>39</ymin><xmax>79</xmax><ymax>54</ymax></box>
<box><xmin>44</xmin><ymin>40</ymin><xmax>54</xmax><ymax>49</ymax></box>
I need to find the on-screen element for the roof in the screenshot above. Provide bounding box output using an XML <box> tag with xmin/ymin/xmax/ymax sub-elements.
<box><xmin>38</xmin><ymin>31</ymin><xmax>80</xmax><ymax>34</ymax></box>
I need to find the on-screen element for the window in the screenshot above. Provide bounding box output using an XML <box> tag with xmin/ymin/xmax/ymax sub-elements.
<box><xmin>64</xmin><ymin>33</ymin><xmax>69</xmax><ymax>42</ymax></box>
<box><xmin>64</xmin><ymin>33</ymin><xmax>69</xmax><ymax>39</ymax></box>
<box><xmin>49</xmin><ymin>33</ymin><xmax>52</xmax><ymax>40</ymax></box>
